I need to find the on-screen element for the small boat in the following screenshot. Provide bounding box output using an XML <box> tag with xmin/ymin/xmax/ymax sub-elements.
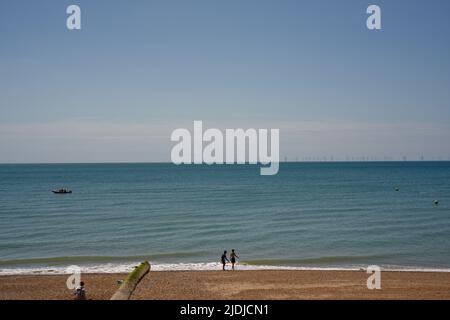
<box><xmin>52</xmin><ymin>189</ymin><xmax>72</xmax><ymax>194</ymax></box>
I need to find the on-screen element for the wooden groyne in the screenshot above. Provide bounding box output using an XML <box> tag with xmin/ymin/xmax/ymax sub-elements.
<box><xmin>110</xmin><ymin>261</ymin><xmax>150</xmax><ymax>300</ymax></box>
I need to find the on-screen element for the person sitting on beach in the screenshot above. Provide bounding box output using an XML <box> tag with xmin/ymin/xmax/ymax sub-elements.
<box><xmin>74</xmin><ymin>281</ymin><xmax>87</xmax><ymax>300</ymax></box>
<box><xmin>230</xmin><ymin>249</ymin><xmax>239</xmax><ymax>270</ymax></box>
<box><xmin>221</xmin><ymin>250</ymin><xmax>230</xmax><ymax>271</ymax></box>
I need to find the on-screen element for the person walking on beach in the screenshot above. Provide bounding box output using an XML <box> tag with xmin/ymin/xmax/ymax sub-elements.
<box><xmin>230</xmin><ymin>249</ymin><xmax>239</xmax><ymax>270</ymax></box>
<box><xmin>221</xmin><ymin>250</ymin><xmax>230</xmax><ymax>271</ymax></box>
<box><xmin>74</xmin><ymin>281</ymin><xmax>87</xmax><ymax>300</ymax></box>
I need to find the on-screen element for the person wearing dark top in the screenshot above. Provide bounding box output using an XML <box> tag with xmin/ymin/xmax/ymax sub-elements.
<box><xmin>230</xmin><ymin>249</ymin><xmax>239</xmax><ymax>270</ymax></box>
<box><xmin>221</xmin><ymin>250</ymin><xmax>230</xmax><ymax>271</ymax></box>
<box><xmin>74</xmin><ymin>281</ymin><xmax>86</xmax><ymax>300</ymax></box>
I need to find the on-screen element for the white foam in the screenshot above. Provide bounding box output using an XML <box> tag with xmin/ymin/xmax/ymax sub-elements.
<box><xmin>1</xmin><ymin>262</ymin><xmax>450</xmax><ymax>275</ymax></box>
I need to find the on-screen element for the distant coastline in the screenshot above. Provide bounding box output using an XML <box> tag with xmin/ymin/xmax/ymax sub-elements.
<box><xmin>2</xmin><ymin>160</ymin><xmax>450</xmax><ymax>165</ymax></box>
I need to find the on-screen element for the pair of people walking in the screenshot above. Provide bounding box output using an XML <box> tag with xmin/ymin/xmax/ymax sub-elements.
<box><xmin>221</xmin><ymin>249</ymin><xmax>239</xmax><ymax>271</ymax></box>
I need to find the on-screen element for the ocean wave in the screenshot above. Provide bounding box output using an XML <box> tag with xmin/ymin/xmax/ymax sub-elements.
<box><xmin>243</xmin><ymin>255</ymin><xmax>390</xmax><ymax>265</ymax></box>
<box><xmin>0</xmin><ymin>252</ymin><xmax>206</xmax><ymax>266</ymax></box>
<box><xmin>1</xmin><ymin>262</ymin><xmax>450</xmax><ymax>275</ymax></box>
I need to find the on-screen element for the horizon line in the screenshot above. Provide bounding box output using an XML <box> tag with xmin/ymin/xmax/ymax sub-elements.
<box><xmin>1</xmin><ymin>160</ymin><xmax>450</xmax><ymax>165</ymax></box>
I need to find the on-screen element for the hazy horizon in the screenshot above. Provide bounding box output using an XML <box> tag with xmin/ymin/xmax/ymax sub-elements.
<box><xmin>2</xmin><ymin>159</ymin><xmax>450</xmax><ymax>165</ymax></box>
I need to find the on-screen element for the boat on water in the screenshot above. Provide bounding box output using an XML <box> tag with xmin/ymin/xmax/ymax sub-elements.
<box><xmin>52</xmin><ymin>189</ymin><xmax>72</xmax><ymax>194</ymax></box>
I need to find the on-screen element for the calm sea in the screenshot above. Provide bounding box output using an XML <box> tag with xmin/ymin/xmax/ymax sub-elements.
<box><xmin>1</xmin><ymin>162</ymin><xmax>449</xmax><ymax>274</ymax></box>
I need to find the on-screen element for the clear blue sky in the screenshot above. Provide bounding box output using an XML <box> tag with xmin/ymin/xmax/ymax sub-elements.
<box><xmin>1</xmin><ymin>0</ymin><xmax>450</xmax><ymax>162</ymax></box>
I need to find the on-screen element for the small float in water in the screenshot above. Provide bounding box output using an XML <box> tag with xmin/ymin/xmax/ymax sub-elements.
<box><xmin>52</xmin><ymin>188</ymin><xmax>72</xmax><ymax>194</ymax></box>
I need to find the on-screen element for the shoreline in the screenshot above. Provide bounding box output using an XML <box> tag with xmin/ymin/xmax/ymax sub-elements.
<box><xmin>1</xmin><ymin>270</ymin><xmax>450</xmax><ymax>300</ymax></box>
<box><xmin>2</xmin><ymin>263</ymin><xmax>450</xmax><ymax>276</ymax></box>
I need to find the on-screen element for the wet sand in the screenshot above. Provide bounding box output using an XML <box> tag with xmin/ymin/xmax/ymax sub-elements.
<box><xmin>1</xmin><ymin>270</ymin><xmax>449</xmax><ymax>300</ymax></box>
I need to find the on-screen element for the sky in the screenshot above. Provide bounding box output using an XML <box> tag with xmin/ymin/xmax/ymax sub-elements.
<box><xmin>1</xmin><ymin>0</ymin><xmax>450</xmax><ymax>163</ymax></box>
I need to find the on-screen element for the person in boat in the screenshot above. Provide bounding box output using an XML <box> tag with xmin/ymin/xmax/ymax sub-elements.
<box><xmin>221</xmin><ymin>250</ymin><xmax>230</xmax><ymax>271</ymax></box>
<box><xmin>74</xmin><ymin>281</ymin><xmax>87</xmax><ymax>300</ymax></box>
<box><xmin>54</xmin><ymin>188</ymin><xmax>71</xmax><ymax>193</ymax></box>
<box><xmin>230</xmin><ymin>249</ymin><xmax>240</xmax><ymax>270</ymax></box>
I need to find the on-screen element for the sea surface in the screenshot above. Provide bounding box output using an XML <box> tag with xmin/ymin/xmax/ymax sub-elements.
<box><xmin>1</xmin><ymin>162</ymin><xmax>450</xmax><ymax>274</ymax></box>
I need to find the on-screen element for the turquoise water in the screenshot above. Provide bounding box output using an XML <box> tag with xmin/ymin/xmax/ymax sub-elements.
<box><xmin>0</xmin><ymin>162</ymin><xmax>449</xmax><ymax>273</ymax></box>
